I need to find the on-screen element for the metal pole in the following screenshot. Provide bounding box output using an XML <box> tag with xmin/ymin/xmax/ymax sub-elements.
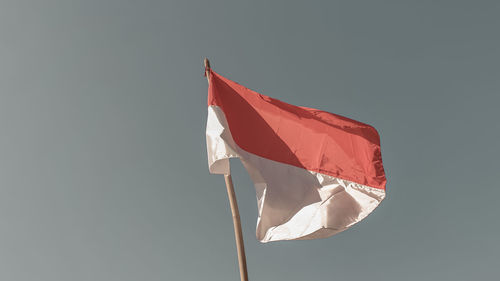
<box><xmin>204</xmin><ymin>58</ymin><xmax>249</xmax><ymax>281</ymax></box>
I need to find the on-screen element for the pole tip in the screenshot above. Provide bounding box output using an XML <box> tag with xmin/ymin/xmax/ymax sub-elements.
<box><xmin>203</xmin><ymin>58</ymin><xmax>211</xmax><ymax>77</ymax></box>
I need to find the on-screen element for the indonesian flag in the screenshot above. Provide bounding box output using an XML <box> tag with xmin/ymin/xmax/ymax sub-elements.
<box><xmin>206</xmin><ymin>69</ymin><xmax>386</xmax><ymax>243</ymax></box>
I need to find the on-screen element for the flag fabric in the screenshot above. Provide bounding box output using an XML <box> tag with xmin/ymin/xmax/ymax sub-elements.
<box><xmin>206</xmin><ymin>69</ymin><xmax>386</xmax><ymax>243</ymax></box>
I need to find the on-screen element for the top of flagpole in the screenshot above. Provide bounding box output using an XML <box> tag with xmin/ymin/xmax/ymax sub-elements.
<box><xmin>204</xmin><ymin>58</ymin><xmax>211</xmax><ymax>82</ymax></box>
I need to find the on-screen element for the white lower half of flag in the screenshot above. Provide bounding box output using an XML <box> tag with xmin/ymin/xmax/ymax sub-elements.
<box><xmin>207</xmin><ymin>106</ymin><xmax>386</xmax><ymax>243</ymax></box>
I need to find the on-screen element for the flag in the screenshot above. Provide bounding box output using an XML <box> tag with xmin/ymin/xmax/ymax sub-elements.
<box><xmin>206</xmin><ymin>69</ymin><xmax>386</xmax><ymax>243</ymax></box>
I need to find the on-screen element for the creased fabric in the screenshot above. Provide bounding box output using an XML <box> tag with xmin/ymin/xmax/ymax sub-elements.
<box><xmin>206</xmin><ymin>69</ymin><xmax>386</xmax><ymax>242</ymax></box>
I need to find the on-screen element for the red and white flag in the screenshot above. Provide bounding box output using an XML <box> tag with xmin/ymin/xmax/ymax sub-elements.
<box><xmin>206</xmin><ymin>69</ymin><xmax>386</xmax><ymax>243</ymax></box>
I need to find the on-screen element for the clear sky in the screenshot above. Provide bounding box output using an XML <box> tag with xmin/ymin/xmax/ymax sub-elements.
<box><xmin>0</xmin><ymin>1</ymin><xmax>499</xmax><ymax>280</ymax></box>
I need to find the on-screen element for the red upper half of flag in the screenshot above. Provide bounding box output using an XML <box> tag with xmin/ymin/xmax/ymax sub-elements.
<box><xmin>207</xmin><ymin>70</ymin><xmax>386</xmax><ymax>190</ymax></box>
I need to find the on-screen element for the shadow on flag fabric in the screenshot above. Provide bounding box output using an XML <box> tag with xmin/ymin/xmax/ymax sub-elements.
<box><xmin>206</xmin><ymin>69</ymin><xmax>387</xmax><ymax>243</ymax></box>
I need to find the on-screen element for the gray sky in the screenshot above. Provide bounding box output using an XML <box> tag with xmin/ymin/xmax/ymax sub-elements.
<box><xmin>1</xmin><ymin>0</ymin><xmax>499</xmax><ymax>280</ymax></box>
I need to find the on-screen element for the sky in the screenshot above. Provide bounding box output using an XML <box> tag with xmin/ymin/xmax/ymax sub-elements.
<box><xmin>0</xmin><ymin>0</ymin><xmax>499</xmax><ymax>280</ymax></box>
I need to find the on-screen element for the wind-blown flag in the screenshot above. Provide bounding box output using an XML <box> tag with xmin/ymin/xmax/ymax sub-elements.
<box><xmin>206</xmin><ymin>69</ymin><xmax>386</xmax><ymax>243</ymax></box>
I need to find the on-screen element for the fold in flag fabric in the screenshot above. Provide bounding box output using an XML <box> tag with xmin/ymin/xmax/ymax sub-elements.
<box><xmin>206</xmin><ymin>69</ymin><xmax>386</xmax><ymax>243</ymax></box>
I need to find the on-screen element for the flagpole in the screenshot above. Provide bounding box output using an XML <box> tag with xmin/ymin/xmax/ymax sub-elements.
<box><xmin>204</xmin><ymin>58</ymin><xmax>249</xmax><ymax>281</ymax></box>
